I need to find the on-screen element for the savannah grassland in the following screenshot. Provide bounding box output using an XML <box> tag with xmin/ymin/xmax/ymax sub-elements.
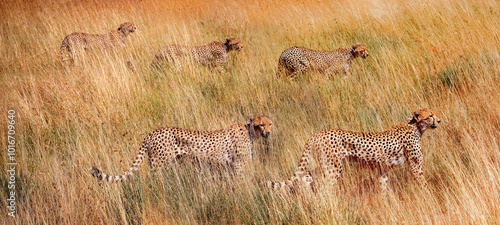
<box><xmin>1</xmin><ymin>0</ymin><xmax>500</xmax><ymax>224</ymax></box>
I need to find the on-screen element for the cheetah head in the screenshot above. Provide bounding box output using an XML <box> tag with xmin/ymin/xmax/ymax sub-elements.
<box><xmin>408</xmin><ymin>108</ymin><xmax>441</xmax><ymax>133</ymax></box>
<box><xmin>352</xmin><ymin>43</ymin><xmax>369</xmax><ymax>59</ymax></box>
<box><xmin>225</xmin><ymin>38</ymin><xmax>244</xmax><ymax>52</ymax></box>
<box><xmin>248</xmin><ymin>115</ymin><xmax>273</xmax><ymax>139</ymax></box>
<box><xmin>118</xmin><ymin>22</ymin><xmax>137</xmax><ymax>34</ymax></box>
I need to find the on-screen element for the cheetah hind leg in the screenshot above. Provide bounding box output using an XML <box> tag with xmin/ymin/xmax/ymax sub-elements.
<box><xmin>300</xmin><ymin>169</ymin><xmax>318</xmax><ymax>194</ymax></box>
<box><xmin>289</xmin><ymin>71</ymin><xmax>300</xmax><ymax>80</ymax></box>
<box><xmin>320</xmin><ymin>159</ymin><xmax>342</xmax><ymax>192</ymax></box>
<box><xmin>275</xmin><ymin>66</ymin><xmax>283</xmax><ymax>78</ymax></box>
<box><xmin>291</xmin><ymin>58</ymin><xmax>309</xmax><ymax>80</ymax></box>
<box><xmin>276</xmin><ymin>62</ymin><xmax>289</xmax><ymax>78</ymax></box>
<box><xmin>61</xmin><ymin>47</ymin><xmax>76</xmax><ymax>64</ymax></box>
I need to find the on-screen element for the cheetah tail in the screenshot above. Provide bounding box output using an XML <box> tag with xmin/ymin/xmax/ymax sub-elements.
<box><xmin>262</xmin><ymin>142</ymin><xmax>316</xmax><ymax>193</ymax></box>
<box><xmin>90</xmin><ymin>141</ymin><xmax>148</xmax><ymax>183</ymax></box>
<box><xmin>264</xmin><ymin>179</ymin><xmax>295</xmax><ymax>193</ymax></box>
<box><xmin>264</xmin><ymin>170</ymin><xmax>317</xmax><ymax>194</ymax></box>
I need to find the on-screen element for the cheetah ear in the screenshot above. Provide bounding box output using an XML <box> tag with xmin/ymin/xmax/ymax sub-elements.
<box><xmin>409</xmin><ymin>112</ymin><xmax>419</xmax><ymax>124</ymax></box>
<box><xmin>246</xmin><ymin>115</ymin><xmax>253</xmax><ymax>123</ymax></box>
<box><xmin>118</xmin><ymin>23</ymin><xmax>127</xmax><ymax>31</ymax></box>
<box><xmin>225</xmin><ymin>38</ymin><xmax>231</xmax><ymax>45</ymax></box>
<box><xmin>246</xmin><ymin>116</ymin><xmax>257</xmax><ymax>139</ymax></box>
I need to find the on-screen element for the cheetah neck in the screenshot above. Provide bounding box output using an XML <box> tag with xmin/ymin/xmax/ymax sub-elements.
<box><xmin>110</xmin><ymin>30</ymin><xmax>128</xmax><ymax>43</ymax></box>
<box><xmin>119</xmin><ymin>30</ymin><xmax>129</xmax><ymax>38</ymax></box>
<box><xmin>246</xmin><ymin>123</ymin><xmax>257</xmax><ymax>141</ymax></box>
<box><xmin>347</xmin><ymin>49</ymin><xmax>356</xmax><ymax>62</ymax></box>
<box><xmin>408</xmin><ymin>122</ymin><xmax>424</xmax><ymax>137</ymax></box>
<box><xmin>208</xmin><ymin>41</ymin><xmax>227</xmax><ymax>52</ymax></box>
<box><xmin>333</xmin><ymin>47</ymin><xmax>354</xmax><ymax>62</ymax></box>
<box><xmin>222</xmin><ymin>42</ymin><xmax>230</xmax><ymax>53</ymax></box>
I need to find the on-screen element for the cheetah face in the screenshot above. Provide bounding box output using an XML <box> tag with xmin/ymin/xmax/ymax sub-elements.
<box><xmin>118</xmin><ymin>22</ymin><xmax>137</xmax><ymax>33</ymax></box>
<box><xmin>411</xmin><ymin>108</ymin><xmax>441</xmax><ymax>131</ymax></box>
<box><xmin>253</xmin><ymin>116</ymin><xmax>273</xmax><ymax>138</ymax></box>
<box><xmin>225</xmin><ymin>38</ymin><xmax>244</xmax><ymax>51</ymax></box>
<box><xmin>352</xmin><ymin>43</ymin><xmax>369</xmax><ymax>59</ymax></box>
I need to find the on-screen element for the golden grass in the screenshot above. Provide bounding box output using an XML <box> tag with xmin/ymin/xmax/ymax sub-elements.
<box><xmin>1</xmin><ymin>0</ymin><xmax>499</xmax><ymax>224</ymax></box>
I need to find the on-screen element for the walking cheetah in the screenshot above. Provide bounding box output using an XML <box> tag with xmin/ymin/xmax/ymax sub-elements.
<box><xmin>276</xmin><ymin>43</ymin><xmax>369</xmax><ymax>79</ymax></box>
<box><xmin>151</xmin><ymin>38</ymin><xmax>243</xmax><ymax>70</ymax></box>
<box><xmin>266</xmin><ymin>108</ymin><xmax>440</xmax><ymax>194</ymax></box>
<box><xmin>90</xmin><ymin>116</ymin><xmax>272</xmax><ymax>183</ymax></box>
<box><xmin>60</xmin><ymin>22</ymin><xmax>136</xmax><ymax>62</ymax></box>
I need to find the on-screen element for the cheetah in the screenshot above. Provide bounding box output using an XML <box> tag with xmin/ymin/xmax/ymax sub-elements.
<box><xmin>60</xmin><ymin>22</ymin><xmax>136</xmax><ymax>62</ymax></box>
<box><xmin>266</xmin><ymin>108</ymin><xmax>440</xmax><ymax>194</ymax></box>
<box><xmin>275</xmin><ymin>43</ymin><xmax>369</xmax><ymax>79</ymax></box>
<box><xmin>151</xmin><ymin>38</ymin><xmax>243</xmax><ymax>70</ymax></box>
<box><xmin>90</xmin><ymin>116</ymin><xmax>272</xmax><ymax>183</ymax></box>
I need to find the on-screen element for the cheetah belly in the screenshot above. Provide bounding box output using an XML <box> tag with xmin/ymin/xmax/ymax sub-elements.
<box><xmin>390</xmin><ymin>156</ymin><xmax>406</xmax><ymax>166</ymax></box>
<box><xmin>223</xmin><ymin>151</ymin><xmax>234</xmax><ymax>165</ymax></box>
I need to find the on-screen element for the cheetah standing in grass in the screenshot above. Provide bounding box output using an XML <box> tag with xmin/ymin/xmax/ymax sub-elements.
<box><xmin>266</xmin><ymin>108</ymin><xmax>440</xmax><ymax>194</ymax></box>
<box><xmin>90</xmin><ymin>116</ymin><xmax>272</xmax><ymax>182</ymax></box>
<box><xmin>60</xmin><ymin>22</ymin><xmax>136</xmax><ymax>62</ymax></box>
<box><xmin>276</xmin><ymin>43</ymin><xmax>369</xmax><ymax>79</ymax></box>
<box><xmin>151</xmin><ymin>38</ymin><xmax>243</xmax><ymax>71</ymax></box>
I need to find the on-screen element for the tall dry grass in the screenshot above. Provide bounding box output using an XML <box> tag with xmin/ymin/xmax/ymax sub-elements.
<box><xmin>1</xmin><ymin>0</ymin><xmax>499</xmax><ymax>224</ymax></box>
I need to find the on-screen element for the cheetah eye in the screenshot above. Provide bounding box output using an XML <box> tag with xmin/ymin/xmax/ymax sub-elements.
<box><xmin>429</xmin><ymin>115</ymin><xmax>433</xmax><ymax>118</ymax></box>
<box><xmin>260</xmin><ymin>124</ymin><xmax>264</xmax><ymax>127</ymax></box>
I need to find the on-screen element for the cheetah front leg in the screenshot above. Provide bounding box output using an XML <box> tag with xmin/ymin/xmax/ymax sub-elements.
<box><xmin>409</xmin><ymin>157</ymin><xmax>428</xmax><ymax>189</ymax></box>
<box><xmin>212</xmin><ymin>52</ymin><xmax>228</xmax><ymax>73</ymax></box>
<box><xmin>212</xmin><ymin>65</ymin><xmax>226</xmax><ymax>73</ymax></box>
<box><xmin>233</xmin><ymin>143</ymin><xmax>253</xmax><ymax>179</ymax></box>
<box><xmin>233</xmin><ymin>156</ymin><xmax>247</xmax><ymax>179</ymax></box>
<box><xmin>342</xmin><ymin>65</ymin><xmax>351</xmax><ymax>77</ymax></box>
<box><xmin>325</xmin><ymin>63</ymin><xmax>350</xmax><ymax>78</ymax></box>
